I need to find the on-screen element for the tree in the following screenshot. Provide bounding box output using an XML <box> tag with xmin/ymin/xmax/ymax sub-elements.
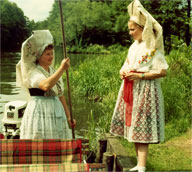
<box><xmin>1</xmin><ymin>0</ymin><xmax>29</xmax><ymax>50</ymax></box>
<box><xmin>140</xmin><ymin>0</ymin><xmax>190</xmax><ymax>51</ymax></box>
<box><xmin>33</xmin><ymin>0</ymin><xmax>190</xmax><ymax>52</ymax></box>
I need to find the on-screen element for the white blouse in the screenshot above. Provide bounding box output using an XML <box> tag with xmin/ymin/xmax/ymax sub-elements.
<box><xmin>120</xmin><ymin>41</ymin><xmax>168</xmax><ymax>74</ymax></box>
<box><xmin>28</xmin><ymin>65</ymin><xmax>64</xmax><ymax>96</ymax></box>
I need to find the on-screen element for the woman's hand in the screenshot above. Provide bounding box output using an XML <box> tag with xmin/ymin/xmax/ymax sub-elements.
<box><xmin>124</xmin><ymin>70</ymin><xmax>166</xmax><ymax>80</ymax></box>
<box><xmin>59</xmin><ymin>95</ymin><xmax>76</xmax><ymax>128</ymax></box>
<box><xmin>67</xmin><ymin>117</ymin><xmax>76</xmax><ymax>128</ymax></box>
<box><xmin>124</xmin><ymin>72</ymin><xmax>141</xmax><ymax>80</ymax></box>
<box><xmin>61</xmin><ymin>58</ymin><xmax>70</xmax><ymax>70</ymax></box>
<box><xmin>120</xmin><ymin>70</ymin><xmax>127</xmax><ymax>80</ymax></box>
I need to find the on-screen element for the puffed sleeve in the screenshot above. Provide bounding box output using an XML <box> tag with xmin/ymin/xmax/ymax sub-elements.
<box><xmin>150</xmin><ymin>50</ymin><xmax>169</xmax><ymax>74</ymax></box>
<box><xmin>120</xmin><ymin>50</ymin><xmax>131</xmax><ymax>73</ymax></box>
<box><xmin>120</xmin><ymin>60</ymin><xmax>130</xmax><ymax>73</ymax></box>
<box><xmin>28</xmin><ymin>69</ymin><xmax>46</xmax><ymax>88</ymax></box>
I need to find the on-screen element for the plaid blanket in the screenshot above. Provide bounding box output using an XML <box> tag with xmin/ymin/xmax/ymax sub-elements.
<box><xmin>0</xmin><ymin>163</ymin><xmax>89</xmax><ymax>172</ymax></box>
<box><xmin>0</xmin><ymin>139</ymin><xmax>82</xmax><ymax>164</ymax></box>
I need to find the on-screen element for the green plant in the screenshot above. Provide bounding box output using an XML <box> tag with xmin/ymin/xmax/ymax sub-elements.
<box><xmin>85</xmin><ymin>110</ymin><xmax>99</xmax><ymax>152</ymax></box>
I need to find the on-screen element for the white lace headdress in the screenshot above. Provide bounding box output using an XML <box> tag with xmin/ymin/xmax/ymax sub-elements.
<box><xmin>16</xmin><ymin>30</ymin><xmax>54</xmax><ymax>89</ymax></box>
<box><xmin>128</xmin><ymin>0</ymin><xmax>164</xmax><ymax>54</ymax></box>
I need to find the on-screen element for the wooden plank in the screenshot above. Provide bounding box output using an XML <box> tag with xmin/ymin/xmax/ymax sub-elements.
<box><xmin>89</xmin><ymin>163</ymin><xmax>105</xmax><ymax>168</ymax></box>
<box><xmin>105</xmin><ymin>133</ymin><xmax>135</xmax><ymax>171</ymax></box>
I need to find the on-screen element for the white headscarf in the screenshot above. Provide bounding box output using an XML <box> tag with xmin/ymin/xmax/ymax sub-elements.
<box><xmin>16</xmin><ymin>30</ymin><xmax>54</xmax><ymax>89</ymax></box>
<box><xmin>128</xmin><ymin>0</ymin><xmax>164</xmax><ymax>54</ymax></box>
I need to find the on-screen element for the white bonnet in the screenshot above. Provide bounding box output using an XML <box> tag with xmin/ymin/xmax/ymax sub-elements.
<box><xmin>128</xmin><ymin>0</ymin><xmax>164</xmax><ymax>54</ymax></box>
<box><xmin>16</xmin><ymin>30</ymin><xmax>53</xmax><ymax>88</ymax></box>
<box><xmin>21</xmin><ymin>30</ymin><xmax>53</xmax><ymax>63</ymax></box>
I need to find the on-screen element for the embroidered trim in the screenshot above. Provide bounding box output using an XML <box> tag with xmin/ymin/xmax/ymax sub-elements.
<box><xmin>26</xmin><ymin>41</ymin><xmax>40</xmax><ymax>58</ymax></box>
<box><xmin>138</xmin><ymin>49</ymin><xmax>156</xmax><ymax>64</ymax></box>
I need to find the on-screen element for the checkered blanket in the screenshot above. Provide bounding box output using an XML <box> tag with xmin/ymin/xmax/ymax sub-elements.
<box><xmin>0</xmin><ymin>163</ymin><xmax>89</xmax><ymax>172</ymax></box>
<box><xmin>0</xmin><ymin>139</ymin><xmax>82</xmax><ymax>164</ymax></box>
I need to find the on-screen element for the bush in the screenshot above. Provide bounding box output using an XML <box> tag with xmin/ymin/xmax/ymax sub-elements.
<box><xmin>162</xmin><ymin>45</ymin><xmax>191</xmax><ymax>140</ymax></box>
<box><xmin>107</xmin><ymin>44</ymin><xmax>128</xmax><ymax>53</ymax></box>
<box><xmin>86</xmin><ymin>44</ymin><xmax>109</xmax><ymax>54</ymax></box>
<box><xmin>67</xmin><ymin>44</ymin><xmax>110</xmax><ymax>54</ymax></box>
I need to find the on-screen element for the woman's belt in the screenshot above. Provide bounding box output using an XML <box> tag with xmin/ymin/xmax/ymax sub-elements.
<box><xmin>29</xmin><ymin>88</ymin><xmax>45</xmax><ymax>96</ymax></box>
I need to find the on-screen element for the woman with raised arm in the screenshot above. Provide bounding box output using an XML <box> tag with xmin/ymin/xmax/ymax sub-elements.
<box><xmin>110</xmin><ymin>0</ymin><xmax>168</xmax><ymax>171</ymax></box>
<box><xmin>16</xmin><ymin>30</ymin><xmax>76</xmax><ymax>139</ymax></box>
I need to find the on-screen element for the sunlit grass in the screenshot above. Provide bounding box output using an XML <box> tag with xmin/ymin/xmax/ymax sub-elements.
<box><xmin>120</xmin><ymin>129</ymin><xmax>192</xmax><ymax>171</ymax></box>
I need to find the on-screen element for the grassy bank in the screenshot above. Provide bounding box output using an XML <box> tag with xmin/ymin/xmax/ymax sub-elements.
<box><xmin>66</xmin><ymin>43</ymin><xmax>128</xmax><ymax>54</ymax></box>
<box><xmin>67</xmin><ymin>44</ymin><xmax>191</xmax><ymax>170</ymax></box>
<box><xmin>121</xmin><ymin>129</ymin><xmax>192</xmax><ymax>171</ymax></box>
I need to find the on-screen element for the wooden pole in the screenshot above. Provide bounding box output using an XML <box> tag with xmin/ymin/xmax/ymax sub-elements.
<box><xmin>58</xmin><ymin>0</ymin><xmax>75</xmax><ymax>139</ymax></box>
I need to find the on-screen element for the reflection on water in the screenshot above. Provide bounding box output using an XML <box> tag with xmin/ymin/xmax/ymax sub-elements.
<box><xmin>1</xmin><ymin>82</ymin><xmax>21</xmax><ymax>95</ymax></box>
<box><xmin>0</xmin><ymin>52</ymin><xmax>22</xmax><ymax>97</ymax></box>
<box><xmin>0</xmin><ymin>52</ymin><xmax>26</xmax><ymax>132</ymax></box>
<box><xmin>0</xmin><ymin>49</ymin><xmax>102</xmax><ymax>137</ymax></box>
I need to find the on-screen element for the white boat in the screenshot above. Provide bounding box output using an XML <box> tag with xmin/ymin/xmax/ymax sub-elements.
<box><xmin>2</xmin><ymin>100</ymin><xmax>27</xmax><ymax>139</ymax></box>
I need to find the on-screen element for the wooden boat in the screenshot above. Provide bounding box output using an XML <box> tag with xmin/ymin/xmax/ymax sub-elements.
<box><xmin>0</xmin><ymin>101</ymin><xmax>107</xmax><ymax>171</ymax></box>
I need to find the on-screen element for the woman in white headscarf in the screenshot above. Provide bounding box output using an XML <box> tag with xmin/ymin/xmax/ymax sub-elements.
<box><xmin>16</xmin><ymin>30</ymin><xmax>76</xmax><ymax>139</ymax></box>
<box><xmin>110</xmin><ymin>0</ymin><xmax>168</xmax><ymax>171</ymax></box>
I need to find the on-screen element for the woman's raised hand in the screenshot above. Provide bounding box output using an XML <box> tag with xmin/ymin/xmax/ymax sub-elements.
<box><xmin>61</xmin><ymin>58</ymin><xmax>70</xmax><ymax>70</ymax></box>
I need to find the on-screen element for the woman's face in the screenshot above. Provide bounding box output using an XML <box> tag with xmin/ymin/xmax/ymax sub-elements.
<box><xmin>128</xmin><ymin>21</ymin><xmax>143</xmax><ymax>42</ymax></box>
<box><xmin>38</xmin><ymin>49</ymin><xmax>54</xmax><ymax>67</ymax></box>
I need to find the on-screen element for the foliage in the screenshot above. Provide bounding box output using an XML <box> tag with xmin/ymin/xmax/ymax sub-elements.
<box><xmin>69</xmin><ymin>51</ymin><xmax>125</xmax><ymax>98</ymax></box>
<box><xmin>33</xmin><ymin>0</ymin><xmax>190</xmax><ymax>53</ymax></box>
<box><xmin>161</xmin><ymin>45</ymin><xmax>192</xmax><ymax>139</ymax></box>
<box><xmin>68</xmin><ymin>44</ymin><xmax>110</xmax><ymax>54</ymax></box>
<box><xmin>107</xmin><ymin>43</ymin><xmax>128</xmax><ymax>53</ymax></box>
<box><xmin>85</xmin><ymin>110</ymin><xmax>99</xmax><ymax>152</ymax></box>
<box><xmin>0</xmin><ymin>0</ymin><xmax>31</xmax><ymax>50</ymax></box>
<box><xmin>2</xmin><ymin>0</ymin><xmax>190</xmax><ymax>52</ymax></box>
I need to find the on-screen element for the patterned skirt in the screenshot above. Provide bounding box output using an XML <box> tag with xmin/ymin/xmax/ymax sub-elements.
<box><xmin>110</xmin><ymin>79</ymin><xmax>165</xmax><ymax>143</ymax></box>
<box><xmin>20</xmin><ymin>96</ymin><xmax>72</xmax><ymax>139</ymax></box>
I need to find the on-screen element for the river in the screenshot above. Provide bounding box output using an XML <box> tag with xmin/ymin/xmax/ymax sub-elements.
<box><xmin>0</xmin><ymin>49</ymin><xmax>102</xmax><ymax>138</ymax></box>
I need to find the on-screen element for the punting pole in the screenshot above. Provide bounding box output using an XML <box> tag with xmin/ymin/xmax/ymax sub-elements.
<box><xmin>58</xmin><ymin>0</ymin><xmax>75</xmax><ymax>139</ymax></box>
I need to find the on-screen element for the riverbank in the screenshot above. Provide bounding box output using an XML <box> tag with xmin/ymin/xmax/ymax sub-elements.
<box><xmin>64</xmin><ymin>43</ymin><xmax>128</xmax><ymax>54</ymax></box>
<box><xmin>67</xmin><ymin>44</ymin><xmax>191</xmax><ymax>171</ymax></box>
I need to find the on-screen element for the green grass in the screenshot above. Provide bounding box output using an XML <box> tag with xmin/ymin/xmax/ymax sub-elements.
<box><xmin>69</xmin><ymin>51</ymin><xmax>126</xmax><ymax>98</ymax></box>
<box><xmin>120</xmin><ymin>129</ymin><xmax>192</xmax><ymax>171</ymax></box>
